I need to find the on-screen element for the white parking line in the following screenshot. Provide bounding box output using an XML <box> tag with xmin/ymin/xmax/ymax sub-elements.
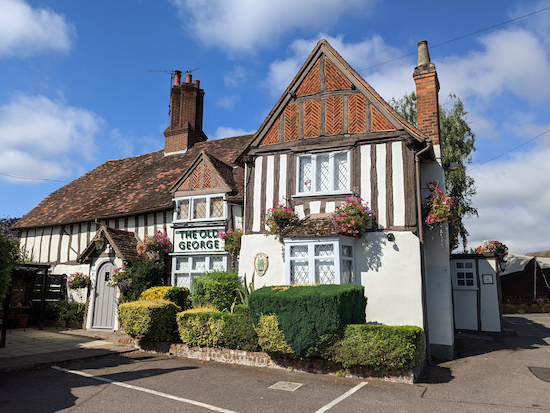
<box><xmin>52</xmin><ymin>366</ymin><xmax>239</xmax><ymax>413</ymax></box>
<box><xmin>313</xmin><ymin>381</ymin><xmax>368</xmax><ymax>413</ymax></box>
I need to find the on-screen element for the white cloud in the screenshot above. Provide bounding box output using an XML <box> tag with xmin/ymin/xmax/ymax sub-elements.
<box><xmin>0</xmin><ymin>93</ymin><xmax>103</xmax><ymax>183</ymax></box>
<box><xmin>223</xmin><ymin>66</ymin><xmax>247</xmax><ymax>88</ymax></box>
<box><xmin>217</xmin><ymin>95</ymin><xmax>239</xmax><ymax>110</ymax></box>
<box><xmin>109</xmin><ymin>129</ymin><xmax>134</xmax><ymax>158</ymax></box>
<box><xmin>0</xmin><ymin>0</ymin><xmax>75</xmax><ymax>58</ymax></box>
<box><xmin>264</xmin><ymin>34</ymin><xmax>410</xmax><ymax>98</ymax></box>
<box><xmin>170</xmin><ymin>0</ymin><xmax>373</xmax><ymax>55</ymax></box>
<box><xmin>211</xmin><ymin>126</ymin><xmax>256</xmax><ymax>140</ymax></box>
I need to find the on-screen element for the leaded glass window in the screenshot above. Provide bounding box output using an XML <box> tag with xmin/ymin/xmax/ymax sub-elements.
<box><xmin>210</xmin><ymin>197</ymin><xmax>224</xmax><ymax>218</ymax></box>
<box><xmin>173</xmin><ymin>255</ymin><xmax>227</xmax><ymax>290</ymax></box>
<box><xmin>193</xmin><ymin>198</ymin><xmax>207</xmax><ymax>219</ymax></box>
<box><xmin>175</xmin><ymin>195</ymin><xmax>226</xmax><ymax>222</ymax></box>
<box><xmin>296</xmin><ymin>151</ymin><xmax>350</xmax><ymax>195</ymax></box>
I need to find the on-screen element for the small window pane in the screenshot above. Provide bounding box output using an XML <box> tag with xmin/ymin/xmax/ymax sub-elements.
<box><xmin>290</xmin><ymin>245</ymin><xmax>308</xmax><ymax>258</ymax></box>
<box><xmin>193</xmin><ymin>198</ymin><xmax>207</xmax><ymax>219</ymax></box>
<box><xmin>178</xmin><ymin>199</ymin><xmax>190</xmax><ymax>220</ymax></box>
<box><xmin>333</xmin><ymin>152</ymin><xmax>348</xmax><ymax>191</ymax></box>
<box><xmin>465</xmin><ymin>262</ymin><xmax>473</xmax><ymax>269</ymax></box>
<box><xmin>316</xmin><ymin>258</ymin><xmax>335</xmax><ymax>284</ymax></box>
<box><xmin>466</xmin><ymin>280</ymin><xmax>474</xmax><ymax>286</ymax></box>
<box><xmin>465</xmin><ymin>273</ymin><xmax>474</xmax><ymax>279</ymax></box>
<box><xmin>210</xmin><ymin>256</ymin><xmax>224</xmax><ymax>271</ymax></box>
<box><xmin>456</xmin><ymin>263</ymin><xmax>464</xmax><ymax>269</ymax></box>
<box><xmin>342</xmin><ymin>245</ymin><xmax>353</xmax><ymax>258</ymax></box>
<box><xmin>315</xmin><ymin>244</ymin><xmax>334</xmax><ymax>257</ymax></box>
<box><xmin>210</xmin><ymin>197</ymin><xmax>224</xmax><ymax>218</ymax></box>
<box><xmin>291</xmin><ymin>260</ymin><xmax>309</xmax><ymax>284</ymax></box>
<box><xmin>192</xmin><ymin>257</ymin><xmax>206</xmax><ymax>271</ymax></box>
<box><xmin>342</xmin><ymin>259</ymin><xmax>353</xmax><ymax>284</ymax></box>
<box><xmin>176</xmin><ymin>257</ymin><xmax>189</xmax><ymax>271</ymax></box>
<box><xmin>457</xmin><ymin>279</ymin><xmax>465</xmax><ymax>286</ymax></box>
<box><xmin>315</xmin><ymin>155</ymin><xmax>330</xmax><ymax>192</ymax></box>
<box><xmin>299</xmin><ymin>156</ymin><xmax>312</xmax><ymax>193</ymax></box>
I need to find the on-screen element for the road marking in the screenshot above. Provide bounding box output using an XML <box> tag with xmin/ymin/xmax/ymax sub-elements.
<box><xmin>313</xmin><ymin>381</ymin><xmax>368</xmax><ymax>413</ymax></box>
<box><xmin>52</xmin><ymin>366</ymin><xmax>239</xmax><ymax>413</ymax></box>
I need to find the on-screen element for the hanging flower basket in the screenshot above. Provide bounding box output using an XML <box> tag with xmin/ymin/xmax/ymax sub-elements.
<box><xmin>264</xmin><ymin>202</ymin><xmax>300</xmax><ymax>237</ymax></box>
<box><xmin>333</xmin><ymin>197</ymin><xmax>373</xmax><ymax>238</ymax></box>
<box><xmin>474</xmin><ymin>240</ymin><xmax>508</xmax><ymax>260</ymax></box>
<box><xmin>423</xmin><ymin>188</ymin><xmax>456</xmax><ymax>229</ymax></box>
<box><xmin>107</xmin><ymin>267</ymin><xmax>132</xmax><ymax>291</ymax></box>
<box><xmin>219</xmin><ymin>228</ymin><xmax>243</xmax><ymax>258</ymax></box>
<box><xmin>66</xmin><ymin>272</ymin><xmax>91</xmax><ymax>289</ymax></box>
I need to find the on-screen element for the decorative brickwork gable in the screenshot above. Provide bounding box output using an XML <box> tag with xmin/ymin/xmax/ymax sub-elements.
<box><xmin>325</xmin><ymin>96</ymin><xmax>344</xmax><ymax>135</ymax></box>
<box><xmin>325</xmin><ymin>59</ymin><xmax>351</xmax><ymax>91</ymax></box>
<box><xmin>179</xmin><ymin>176</ymin><xmax>190</xmax><ymax>191</ymax></box>
<box><xmin>284</xmin><ymin>103</ymin><xmax>299</xmax><ymax>142</ymax></box>
<box><xmin>203</xmin><ymin>164</ymin><xmax>212</xmax><ymax>188</ymax></box>
<box><xmin>260</xmin><ymin>119</ymin><xmax>280</xmax><ymax>146</ymax></box>
<box><xmin>371</xmin><ymin>106</ymin><xmax>395</xmax><ymax>131</ymax></box>
<box><xmin>192</xmin><ymin>164</ymin><xmax>202</xmax><ymax>189</ymax></box>
<box><xmin>304</xmin><ymin>100</ymin><xmax>321</xmax><ymax>138</ymax></box>
<box><xmin>297</xmin><ymin>60</ymin><xmax>321</xmax><ymax>97</ymax></box>
<box><xmin>348</xmin><ymin>94</ymin><xmax>367</xmax><ymax>134</ymax></box>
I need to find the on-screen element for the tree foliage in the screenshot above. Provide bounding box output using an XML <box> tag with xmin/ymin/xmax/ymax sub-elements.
<box><xmin>0</xmin><ymin>229</ymin><xmax>23</xmax><ymax>314</ymax></box>
<box><xmin>390</xmin><ymin>92</ymin><xmax>477</xmax><ymax>250</ymax></box>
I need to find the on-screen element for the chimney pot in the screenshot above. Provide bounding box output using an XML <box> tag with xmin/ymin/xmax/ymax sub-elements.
<box><xmin>174</xmin><ymin>71</ymin><xmax>182</xmax><ymax>86</ymax></box>
<box><xmin>186</xmin><ymin>73</ymin><xmax>192</xmax><ymax>84</ymax></box>
<box><xmin>417</xmin><ymin>40</ymin><xmax>431</xmax><ymax>66</ymax></box>
<box><xmin>194</xmin><ymin>79</ymin><xmax>200</xmax><ymax>88</ymax></box>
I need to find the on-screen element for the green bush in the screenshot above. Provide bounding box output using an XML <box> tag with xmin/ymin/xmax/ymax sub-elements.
<box><xmin>140</xmin><ymin>286</ymin><xmax>190</xmax><ymax>310</ymax></box>
<box><xmin>118</xmin><ymin>299</ymin><xmax>180</xmax><ymax>341</ymax></box>
<box><xmin>176</xmin><ymin>306</ymin><xmax>260</xmax><ymax>351</ymax></box>
<box><xmin>255</xmin><ymin>314</ymin><xmax>295</xmax><ymax>357</ymax></box>
<box><xmin>120</xmin><ymin>260</ymin><xmax>166</xmax><ymax>302</ymax></box>
<box><xmin>325</xmin><ymin>325</ymin><xmax>425</xmax><ymax>370</ymax></box>
<box><xmin>45</xmin><ymin>301</ymin><xmax>86</xmax><ymax>321</ymax></box>
<box><xmin>190</xmin><ymin>270</ymin><xmax>240</xmax><ymax>311</ymax></box>
<box><xmin>249</xmin><ymin>285</ymin><xmax>367</xmax><ymax>357</ymax></box>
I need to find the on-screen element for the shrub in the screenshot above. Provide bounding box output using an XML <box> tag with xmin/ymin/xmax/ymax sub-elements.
<box><xmin>255</xmin><ymin>314</ymin><xmax>295</xmax><ymax>357</ymax></box>
<box><xmin>140</xmin><ymin>286</ymin><xmax>190</xmax><ymax>310</ymax></box>
<box><xmin>45</xmin><ymin>301</ymin><xmax>86</xmax><ymax>321</ymax></box>
<box><xmin>249</xmin><ymin>284</ymin><xmax>367</xmax><ymax>357</ymax></box>
<box><xmin>176</xmin><ymin>305</ymin><xmax>260</xmax><ymax>351</ymax></box>
<box><xmin>118</xmin><ymin>299</ymin><xmax>180</xmax><ymax>341</ymax></box>
<box><xmin>325</xmin><ymin>325</ymin><xmax>425</xmax><ymax>370</ymax></box>
<box><xmin>119</xmin><ymin>260</ymin><xmax>166</xmax><ymax>302</ymax></box>
<box><xmin>190</xmin><ymin>270</ymin><xmax>240</xmax><ymax>311</ymax></box>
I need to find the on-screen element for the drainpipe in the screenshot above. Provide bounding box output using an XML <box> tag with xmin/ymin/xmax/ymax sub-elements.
<box><xmin>415</xmin><ymin>140</ymin><xmax>433</xmax><ymax>363</ymax></box>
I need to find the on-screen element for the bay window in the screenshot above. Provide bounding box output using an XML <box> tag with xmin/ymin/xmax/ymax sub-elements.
<box><xmin>284</xmin><ymin>238</ymin><xmax>355</xmax><ymax>285</ymax></box>
<box><xmin>175</xmin><ymin>194</ymin><xmax>225</xmax><ymax>222</ymax></box>
<box><xmin>296</xmin><ymin>151</ymin><xmax>350</xmax><ymax>196</ymax></box>
<box><xmin>172</xmin><ymin>255</ymin><xmax>227</xmax><ymax>289</ymax></box>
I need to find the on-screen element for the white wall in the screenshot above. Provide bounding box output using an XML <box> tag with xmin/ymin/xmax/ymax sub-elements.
<box><xmin>239</xmin><ymin>234</ymin><xmax>286</xmax><ymax>288</ymax></box>
<box><xmin>479</xmin><ymin>258</ymin><xmax>501</xmax><ymax>332</ymax></box>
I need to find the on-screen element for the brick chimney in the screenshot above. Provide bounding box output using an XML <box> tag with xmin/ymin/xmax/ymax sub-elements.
<box><xmin>413</xmin><ymin>40</ymin><xmax>440</xmax><ymax>146</ymax></box>
<box><xmin>164</xmin><ymin>71</ymin><xmax>207</xmax><ymax>155</ymax></box>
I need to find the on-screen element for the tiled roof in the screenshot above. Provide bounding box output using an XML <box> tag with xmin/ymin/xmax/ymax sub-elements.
<box><xmin>14</xmin><ymin>135</ymin><xmax>252</xmax><ymax>229</ymax></box>
<box><xmin>104</xmin><ymin>226</ymin><xmax>148</xmax><ymax>263</ymax></box>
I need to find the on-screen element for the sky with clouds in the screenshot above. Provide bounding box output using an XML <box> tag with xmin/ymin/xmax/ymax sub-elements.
<box><xmin>1</xmin><ymin>0</ymin><xmax>549</xmax><ymax>254</ymax></box>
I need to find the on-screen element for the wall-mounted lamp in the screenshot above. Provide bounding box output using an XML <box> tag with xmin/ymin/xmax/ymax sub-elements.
<box><xmin>498</xmin><ymin>258</ymin><xmax>507</xmax><ymax>273</ymax></box>
<box><xmin>94</xmin><ymin>235</ymin><xmax>105</xmax><ymax>251</ymax></box>
<box><xmin>387</xmin><ymin>233</ymin><xmax>395</xmax><ymax>242</ymax></box>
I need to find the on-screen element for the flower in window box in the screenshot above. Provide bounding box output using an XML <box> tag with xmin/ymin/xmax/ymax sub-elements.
<box><xmin>423</xmin><ymin>188</ymin><xmax>457</xmax><ymax>229</ymax></box>
<box><xmin>65</xmin><ymin>272</ymin><xmax>91</xmax><ymax>289</ymax></box>
<box><xmin>333</xmin><ymin>197</ymin><xmax>373</xmax><ymax>238</ymax></box>
<box><xmin>264</xmin><ymin>202</ymin><xmax>300</xmax><ymax>237</ymax></box>
<box><xmin>218</xmin><ymin>228</ymin><xmax>243</xmax><ymax>261</ymax></box>
<box><xmin>474</xmin><ymin>240</ymin><xmax>508</xmax><ymax>259</ymax></box>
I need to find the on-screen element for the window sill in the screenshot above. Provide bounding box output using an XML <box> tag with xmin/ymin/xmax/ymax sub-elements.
<box><xmin>453</xmin><ymin>286</ymin><xmax>479</xmax><ymax>291</ymax></box>
<box><xmin>292</xmin><ymin>192</ymin><xmax>353</xmax><ymax>200</ymax></box>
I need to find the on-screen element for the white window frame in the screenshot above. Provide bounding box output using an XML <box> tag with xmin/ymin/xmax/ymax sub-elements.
<box><xmin>452</xmin><ymin>259</ymin><xmax>478</xmax><ymax>290</ymax></box>
<box><xmin>174</xmin><ymin>194</ymin><xmax>227</xmax><ymax>223</ymax></box>
<box><xmin>283</xmin><ymin>237</ymin><xmax>356</xmax><ymax>285</ymax></box>
<box><xmin>294</xmin><ymin>151</ymin><xmax>351</xmax><ymax>197</ymax></box>
<box><xmin>171</xmin><ymin>254</ymin><xmax>228</xmax><ymax>289</ymax></box>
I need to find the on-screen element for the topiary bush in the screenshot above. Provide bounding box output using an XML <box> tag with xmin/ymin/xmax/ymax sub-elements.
<box><xmin>190</xmin><ymin>270</ymin><xmax>240</xmax><ymax>311</ymax></box>
<box><xmin>140</xmin><ymin>286</ymin><xmax>190</xmax><ymax>310</ymax></box>
<box><xmin>220</xmin><ymin>305</ymin><xmax>260</xmax><ymax>352</ymax></box>
<box><xmin>249</xmin><ymin>284</ymin><xmax>367</xmax><ymax>357</ymax></box>
<box><xmin>325</xmin><ymin>324</ymin><xmax>425</xmax><ymax>370</ymax></box>
<box><xmin>118</xmin><ymin>299</ymin><xmax>180</xmax><ymax>341</ymax></box>
<box><xmin>255</xmin><ymin>314</ymin><xmax>295</xmax><ymax>357</ymax></box>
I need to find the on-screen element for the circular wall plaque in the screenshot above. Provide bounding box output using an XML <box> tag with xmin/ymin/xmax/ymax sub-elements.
<box><xmin>254</xmin><ymin>253</ymin><xmax>269</xmax><ymax>276</ymax></box>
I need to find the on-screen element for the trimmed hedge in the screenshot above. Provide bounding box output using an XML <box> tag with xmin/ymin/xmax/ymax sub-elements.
<box><xmin>140</xmin><ymin>286</ymin><xmax>190</xmax><ymax>310</ymax></box>
<box><xmin>176</xmin><ymin>305</ymin><xmax>259</xmax><ymax>351</ymax></box>
<box><xmin>190</xmin><ymin>270</ymin><xmax>240</xmax><ymax>311</ymax></box>
<box><xmin>119</xmin><ymin>299</ymin><xmax>180</xmax><ymax>341</ymax></box>
<box><xmin>249</xmin><ymin>285</ymin><xmax>367</xmax><ymax>357</ymax></box>
<box><xmin>255</xmin><ymin>314</ymin><xmax>295</xmax><ymax>357</ymax></box>
<box><xmin>324</xmin><ymin>325</ymin><xmax>426</xmax><ymax>370</ymax></box>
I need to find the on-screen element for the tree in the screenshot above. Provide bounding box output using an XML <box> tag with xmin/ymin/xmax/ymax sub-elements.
<box><xmin>0</xmin><ymin>229</ymin><xmax>22</xmax><ymax>314</ymax></box>
<box><xmin>390</xmin><ymin>92</ymin><xmax>477</xmax><ymax>250</ymax></box>
<box><xmin>0</xmin><ymin>216</ymin><xmax>21</xmax><ymax>240</ymax></box>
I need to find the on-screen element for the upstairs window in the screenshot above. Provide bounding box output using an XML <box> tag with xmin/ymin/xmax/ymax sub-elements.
<box><xmin>175</xmin><ymin>195</ymin><xmax>225</xmax><ymax>222</ymax></box>
<box><xmin>296</xmin><ymin>151</ymin><xmax>350</xmax><ymax>196</ymax></box>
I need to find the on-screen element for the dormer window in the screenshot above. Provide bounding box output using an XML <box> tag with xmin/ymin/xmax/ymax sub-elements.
<box><xmin>296</xmin><ymin>151</ymin><xmax>350</xmax><ymax>196</ymax></box>
<box><xmin>175</xmin><ymin>194</ymin><xmax>226</xmax><ymax>222</ymax></box>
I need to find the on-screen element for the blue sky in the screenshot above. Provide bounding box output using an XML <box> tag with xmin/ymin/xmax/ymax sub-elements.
<box><xmin>1</xmin><ymin>0</ymin><xmax>549</xmax><ymax>254</ymax></box>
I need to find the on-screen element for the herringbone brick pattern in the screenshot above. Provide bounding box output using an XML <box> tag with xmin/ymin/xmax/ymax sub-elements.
<box><xmin>203</xmin><ymin>164</ymin><xmax>211</xmax><ymax>188</ymax></box>
<box><xmin>260</xmin><ymin>119</ymin><xmax>280</xmax><ymax>145</ymax></box>
<box><xmin>297</xmin><ymin>60</ymin><xmax>321</xmax><ymax>97</ymax></box>
<box><xmin>213</xmin><ymin>177</ymin><xmax>220</xmax><ymax>188</ymax></box>
<box><xmin>179</xmin><ymin>176</ymin><xmax>190</xmax><ymax>191</ymax></box>
<box><xmin>371</xmin><ymin>106</ymin><xmax>394</xmax><ymax>131</ymax></box>
<box><xmin>325</xmin><ymin>96</ymin><xmax>344</xmax><ymax>135</ymax></box>
<box><xmin>325</xmin><ymin>59</ymin><xmax>351</xmax><ymax>91</ymax></box>
<box><xmin>304</xmin><ymin>100</ymin><xmax>321</xmax><ymax>138</ymax></box>
<box><xmin>192</xmin><ymin>163</ymin><xmax>202</xmax><ymax>189</ymax></box>
<box><xmin>284</xmin><ymin>103</ymin><xmax>299</xmax><ymax>141</ymax></box>
<box><xmin>348</xmin><ymin>94</ymin><xmax>367</xmax><ymax>134</ymax></box>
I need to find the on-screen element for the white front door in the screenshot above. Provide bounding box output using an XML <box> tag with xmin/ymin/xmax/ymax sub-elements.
<box><xmin>91</xmin><ymin>262</ymin><xmax>117</xmax><ymax>330</ymax></box>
